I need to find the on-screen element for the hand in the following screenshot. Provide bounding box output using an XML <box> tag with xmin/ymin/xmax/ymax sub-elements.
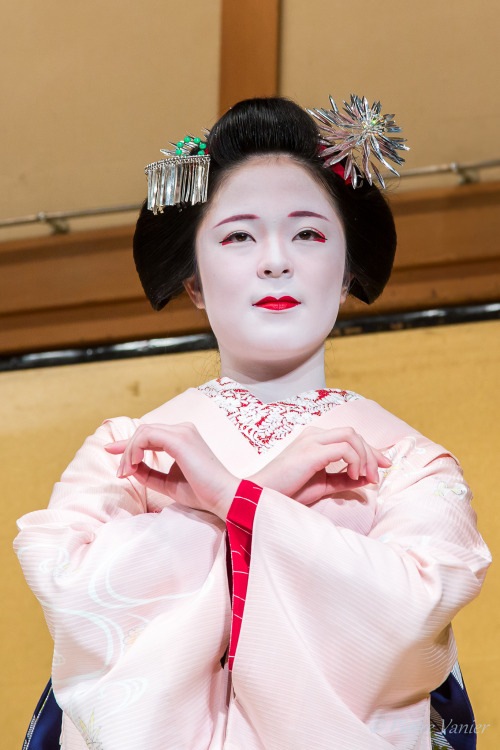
<box><xmin>248</xmin><ymin>426</ymin><xmax>391</xmax><ymax>506</ymax></box>
<box><xmin>104</xmin><ymin>423</ymin><xmax>240</xmax><ymax>520</ymax></box>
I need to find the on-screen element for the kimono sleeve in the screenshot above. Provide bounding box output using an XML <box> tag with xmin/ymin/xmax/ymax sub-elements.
<box><xmin>14</xmin><ymin>417</ymin><xmax>230</xmax><ymax>749</ymax></box>
<box><xmin>229</xmin><ymin>435</ymin><xmax>491</xmax><ymax>748</ymax></box>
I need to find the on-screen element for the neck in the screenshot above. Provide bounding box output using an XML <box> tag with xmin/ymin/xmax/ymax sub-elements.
<box><xmin>219</xmin><ymin>344</ymin><xmax>327</xmax><ymax>403</ymax></box>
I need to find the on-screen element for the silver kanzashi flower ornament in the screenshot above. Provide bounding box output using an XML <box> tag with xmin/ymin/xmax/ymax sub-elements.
<box><xmin>307</xmin><ymin>95</ymin><xmax>409</xmax><ymax>188</ymax></box>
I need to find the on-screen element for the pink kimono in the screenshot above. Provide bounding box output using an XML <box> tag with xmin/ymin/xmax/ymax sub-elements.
<box><xmin>15</xmin><ymin>378</ymin><xmax>491</xmax><ymax>749</ymax></box>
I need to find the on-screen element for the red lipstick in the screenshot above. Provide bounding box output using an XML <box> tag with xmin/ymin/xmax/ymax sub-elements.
<box><xmin>253</xmin><ymin>296</ymin><xmax>300</xmax><ymax>310</ymax></box>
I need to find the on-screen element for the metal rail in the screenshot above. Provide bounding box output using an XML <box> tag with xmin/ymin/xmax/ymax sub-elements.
<box><xmin>1</xmin><ymin>157</ymin><xmax>499</xmax><ymax>235</ymax></box>
<box><xmin>395</xmin><ymin>157</ymin><xmax>500</xmax><ymax>181</ymax></box>
<box><xmin>2</xmin><ymin>302</ymin><xmax>499</xmax><ymax>372</ymax></box>
<box><xmin>0</xmin><ymin>203</ymin><xmax>142</xmax><ymax>233</ymax></box>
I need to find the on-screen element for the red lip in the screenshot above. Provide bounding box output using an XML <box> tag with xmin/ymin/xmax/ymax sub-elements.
<box><xmin>253</xmin><ymin>296</ymin><xmax>300</xmax><ymax>310</ymax></box>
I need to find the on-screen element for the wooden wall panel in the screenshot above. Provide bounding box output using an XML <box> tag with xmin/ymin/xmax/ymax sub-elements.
<box><xmin>219</xmin><ymin>0</ymin><xmax>280</xmax><ymax>113</ymax></box>
<box><xmin>1</xmin><ymin>181</ymin><xmax>500</xmax><ymax>356</ymax></box>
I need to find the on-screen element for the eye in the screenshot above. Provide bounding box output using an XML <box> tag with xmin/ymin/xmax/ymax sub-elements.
<box><xmin>220</xmin><ymin>231</ymin><xmax>254</xmax><ymax>246</ymax></box>
<box><xmin>293</xmin><ymin>228</ymin><xmax>326</xmax><ymax>243</ymax></box>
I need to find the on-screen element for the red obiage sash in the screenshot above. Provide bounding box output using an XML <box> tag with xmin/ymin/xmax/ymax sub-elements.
<box><xmin>225</xmin><ymin>479</ymin><xmax>263</xmax><ymax>670</ymax></box>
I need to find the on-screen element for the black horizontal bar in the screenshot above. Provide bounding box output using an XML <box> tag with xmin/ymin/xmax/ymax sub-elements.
<box><xmin>1</xmin><ymin>302</ymin><xmax>499</xmax><ymax>372</ymax></box>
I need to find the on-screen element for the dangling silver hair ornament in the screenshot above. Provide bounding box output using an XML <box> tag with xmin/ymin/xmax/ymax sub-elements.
<box><xmin>145</xmin><ymin>133</ymin><xmax>210</xmax><ymax>213</ymax></box>
<box><xmin>307</xmin><ymin>95</ymin><xmax>409</xmax><ymax>189</ymax></box>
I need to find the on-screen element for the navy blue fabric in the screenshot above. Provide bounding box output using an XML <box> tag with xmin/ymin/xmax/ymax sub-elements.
<box><xmin>431</xmin><ymin>673</ymin><xmax>476</xmax><ymax>750</ymax></box>
<box><xmin>23</xmin><ymin>680</ymin><xmax>62</xmax><ymax>750</ymax></box>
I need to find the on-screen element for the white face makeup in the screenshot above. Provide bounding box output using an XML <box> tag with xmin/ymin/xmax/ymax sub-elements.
<box><xmin>186</xmin><ymin>156</ymin><xmax>347</xmax><ymax>376</ymax></box>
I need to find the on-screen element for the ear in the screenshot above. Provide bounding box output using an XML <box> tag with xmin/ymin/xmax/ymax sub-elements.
<box><xmin>183</xmin><ymin>273</ymin><xmax>205</xmax><ymax>310</ymax></box>
<box><xmin>339</xmin><ymin>272</ymin><xmax>353</xmax><ymax>306</ymax></box>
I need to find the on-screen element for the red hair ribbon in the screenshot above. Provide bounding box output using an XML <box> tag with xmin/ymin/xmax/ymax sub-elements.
<box><xmin>331</xmin><ymin>162</ymin><xmax>352</xmax><ymax>185</ymax></box>
<box><xmin>318</xmin><ymin>145</ymin><xmax>352</xmax><ymax>185</ymax></box>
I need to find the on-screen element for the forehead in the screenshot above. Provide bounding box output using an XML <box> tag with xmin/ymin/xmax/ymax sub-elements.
<box><xmin>207</xmin><ymin>155</ymin><xmax>337</xmax><ymax>218</ymax></box>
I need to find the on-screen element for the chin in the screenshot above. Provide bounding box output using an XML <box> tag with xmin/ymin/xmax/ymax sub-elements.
<box><xmin>241</xmin><ymin>334</ymin><xmax>327</xmax><ymax>363</ymax></box>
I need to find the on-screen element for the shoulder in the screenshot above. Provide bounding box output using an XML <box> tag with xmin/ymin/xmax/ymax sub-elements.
<box><xmin>139</xmin><ymin>387</ymin><xmax>208</xmax><ymax>424</ymax></box>
<box><xmin>343</xmin><ymin>396</ymin><xmax>420</xmax><ymax>436</ymax></box>
<box><xmin>331</xmin><ymin>396</ymin><xmax>460</xmax><ymax>465</ymax></box>
<box><xmin>70</xmin><ymin>386</ymin><xmax>213</xmax><ymax>456</ymax></box>
<box><xmin>322</xmin><ymin>395</ymin><xmax>419</xmax><ymax>444</ymax></box>
<box><xmin>99</xmin><ymin>387</ymin><xmax>204</xmax><ymax>436</ymax></box>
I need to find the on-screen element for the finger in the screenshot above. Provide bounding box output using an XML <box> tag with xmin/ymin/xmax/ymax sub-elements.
<box><xmin>117</xmin><ymin>462</ymin><xmax>138</xmax><ymax>478</ymax></box>
<box><xmin>116</xmin><ymin>426</ymin><xmax>177</xmax><ymax>477</ymax></box>
<box><xmin>118</xmin><ymin>445</ymin><xmax>144</xmax><ymax>478</ymax></box>
<box><xmin>313</xmin><ymin>427</ymin><xmax>367</xmax><ymax>447</ymax></box>
<box><xmin>311</xmin><ymin>429</ymin><xmax>391</xmax><ymax>472</ymax></box>
<box><xmin>317</xmin><ymin>443</ymin><xmax>362</xmax><ymax>480</ymax></box>
<box><xmin>325</xmin><ymin>432</ymin><xmax>391</xmax><ymax>482</ymax></box>
<box><xmin>374</xmin><ymin>448</ymin><xmax>392</xmax><ymax>466</ymax></box>
<box><xmin>314</xmin><ymin>428</ymin><xmax>368</xmax><ymax>477</ymax></box>
<box><xmin>104</xmin><ymin>437</ymin><xmax>141</xmax><ymax>477</ymax></box>
<box><xmin>366</xmin><ymin>448</ymin><xmax>391</xmax><ymax>483</ymax></box>
<box><xmin>117</xmin><ymin>441</ymin><xmax>143</xmax><ymax>477</ymax></box>
<box><xmin>124</xmin><ymin>426</ymin><xmax>183</xmax><ymax>455</ymax></box>
<box><xmin>110</xmin><ymin>423</ymin><xmax>200</xmax><ymax>465</ymax></box>
<box><xmin>348</xmin><ymin>434</ymin><xmax>368</xmax><ymax>477</ymax></box>
<box><xmin>131</xmin><ymin>442</ymin><xmax>147</xmax><ymax>468</ymax></box>
<box><xmin>362</xmin><ymin>444</ymin><xmax>381</xmax><ymax>484</ymax></box>
<box><xmin>104</xmin><ymin>440</ymin><xmax>129</xmax><ymax>454</ymax></box>
<box><xmin>294</xmin><ymin>471</ymin><xmax>373</xmax><ymax>504</ymax></box>
<box><xmin>131</xmin><ymin>462</ymin><xmax>170</xmax><ymax>493</ymax></box>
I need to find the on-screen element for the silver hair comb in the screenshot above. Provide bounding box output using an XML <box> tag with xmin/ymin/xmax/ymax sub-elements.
<box><xmin>145</xmin><ymin>135</ymin><xmax>210</xmax><ymax>213</ymax></box>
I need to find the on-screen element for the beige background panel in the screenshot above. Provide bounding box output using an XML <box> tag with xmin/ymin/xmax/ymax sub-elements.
<box><xmin>3</xmin><ymin>0</ymin><xmax>500</xmax><ymax>245</ymax></box>
<box><xmin>1</xmin><ymin>0</ymin><xmax>221</xmax><ymax>239</ymax></box>
<box><xmin>3</xmin><ymin>320</ymin><xmax>498</xmax><ymax>747</ymax></box>
<box><xmin>280</xmin><ymin>0</ymin><xmax>500</xmax><ymax>190</ymax></box>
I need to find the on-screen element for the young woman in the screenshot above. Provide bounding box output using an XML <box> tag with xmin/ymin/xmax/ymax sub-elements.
<box><xmin>15</xmin><ymin>97</ymin><xmax>490</xmax><ymax>750</ymax></box>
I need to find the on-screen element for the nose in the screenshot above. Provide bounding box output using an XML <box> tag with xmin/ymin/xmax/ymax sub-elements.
<box><xmin>257</xmin><ymin>237</ymin><xmax>293</xmax><ymax>279</ymax></box>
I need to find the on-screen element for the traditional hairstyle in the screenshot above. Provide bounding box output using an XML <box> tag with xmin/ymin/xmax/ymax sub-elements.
<box><xmin>133</xmin><ymin>97</ymin><xmax>397</xmax><ymax>310</ymax></box>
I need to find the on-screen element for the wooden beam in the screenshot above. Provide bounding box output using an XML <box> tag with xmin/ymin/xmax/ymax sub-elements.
<box><xmin>219</xmin><ymin>0</ymin><xmax>280</xmax><ymax>115</ymax></box>
<box><xmin>341</xmin><ymin>180</ymin><xmax>500</xmax><ymax>318</ymax></box>
<box><xmin>1</xmin><ymin>181</ymin><xmax>500</xmax><ymax>356</ymax></box>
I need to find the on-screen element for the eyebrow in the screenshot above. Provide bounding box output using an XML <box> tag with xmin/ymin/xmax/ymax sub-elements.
<box><xmin>288</xmin><ymin>210</ymin><xmax>330</xmax><ymax>221</ymax></box>
<box><xmin>213</xmin><ymin>214</ymin><xmax>259</xmax><ymax>228</ymax></box>
<box><xmin>213</xmin><ymin>210</ymin><xmax>330</xmax><ymax>228</ymax></box>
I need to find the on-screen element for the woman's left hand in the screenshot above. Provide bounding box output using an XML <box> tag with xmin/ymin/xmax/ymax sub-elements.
<box><xmin>104</xmin><ymin>423</ymin><xmax>240</xmax><ymax>520</ymax></box>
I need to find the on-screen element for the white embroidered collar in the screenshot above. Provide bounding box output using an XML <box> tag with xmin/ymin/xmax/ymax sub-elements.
<box><xmin>198</xmin><ymin>377</ymin><xmax>362</xmax><ymax>453</ymax></box>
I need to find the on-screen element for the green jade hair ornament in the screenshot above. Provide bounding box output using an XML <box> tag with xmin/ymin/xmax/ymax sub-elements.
<box><xmin>145</xmin><ymin>135</ymin><xmax>210</xmax><ymax>213</ymax></box>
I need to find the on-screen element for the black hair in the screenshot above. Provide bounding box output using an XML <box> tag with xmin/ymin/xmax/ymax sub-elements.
<box><xmin>133</xmin><ymin>97</ymin><xmax>397</xmax><ymax>310</ymax></box>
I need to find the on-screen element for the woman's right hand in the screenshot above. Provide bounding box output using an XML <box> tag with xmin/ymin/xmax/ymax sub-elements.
<box><xmin>247</xmin><ymin>426</ymin><xmax>391</xmax><ymax>506</ymax></box>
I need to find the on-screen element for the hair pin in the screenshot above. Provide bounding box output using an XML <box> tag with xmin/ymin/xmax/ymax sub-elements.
<box><xmin>145</xmin><ymin>134</ymin><xmax>210</xmax><ymax>213</ymax></box>
<box><xmin>307</xmin><ymin>94</ymin><xmax>409</xmax><ymax>188</ymax></box>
